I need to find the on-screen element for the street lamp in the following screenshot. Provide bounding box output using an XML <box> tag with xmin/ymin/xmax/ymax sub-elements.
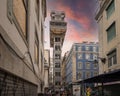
<box><xmin>94</xmin><ymin>57</ymin><xmax>106</xmax><ymax>74</ymax></box>
<box><xmin>94</xmin><ymin>57</ymin><xmax>106</xmax><ymax>64</ymax></box>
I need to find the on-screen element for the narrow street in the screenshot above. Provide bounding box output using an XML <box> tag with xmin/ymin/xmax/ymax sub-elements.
<box><xmin>0</xmin><ymin>0</ymin><xmax>120</xmax><ymax>96</ymax></box>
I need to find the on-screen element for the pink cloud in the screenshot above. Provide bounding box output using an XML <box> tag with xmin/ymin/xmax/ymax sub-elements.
<box><xmin>65</xmin><ymin>24</ymin><xmax>96</xmax><ymax>43</ymax></box>
<box><xmin>47</xmin><ymin>1</ymin><xmax>98</xmax><ymax>42</ymax></box>
<box><xmin>48</xmin><ymin>1</ymin><xmax>91</xmax><ymax>30</ymax></box>
<box><xmin>65</xmin><ymin>24</ymin><xmax>82</xmax><ymax>41</ymax></box>
<box><xmin>46</xmin><ymin>0</ymin><xmax>98</xmax><ymax>56</ymax></box>
<box><xmin>47</xmin><ymin>2</ymin><xmax>98</xmax><ymax>41</ymax></box>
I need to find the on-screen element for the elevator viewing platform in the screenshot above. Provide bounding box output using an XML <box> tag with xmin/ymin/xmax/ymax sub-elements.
<box><xmin>50</xmin><ymin>11</ymin><xmax>67</xmax><ymax>47</ymax></box>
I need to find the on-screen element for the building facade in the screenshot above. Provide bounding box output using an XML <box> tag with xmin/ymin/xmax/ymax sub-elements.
<box><xmin>65</xmin><ymin>42</ymin><xmax>99</xmax><ymax>95</ymax></box>
<box><xmin>61</xmin><ymin>51</ymin><xmax>69</xmax><ymax>88</ymax></box>
<box><xmin>0</xmin><ymin>0</ymin><xmax>46</xmax><ymax>95</ymax></box>
<box><xmin>44</xmin><ymin>49</ymin><xmax>50</xmax><ymax>93</ymax></box>
<box><xmin>50</xmin><ymin>11</ymin><xmax>67</xmax><ymax>91</ymax></box>
<box><xmin>95</xmin><ymin>0</ymin><xmax>120</xmax><ymax>95</ymax></box>
<box><xmin>65</xmin><ymin>42</ymin><xmax>99</xmax><ymax>83</ymax></box>
<box><xmin>95</xmin><ymin>0</ymin><xmax>120</xmax><ymax>74</ymax></box>
<box><xmin>49</xmin><ymin>58</ymin><xmax>54</xmax><ymax>88</ymax></box>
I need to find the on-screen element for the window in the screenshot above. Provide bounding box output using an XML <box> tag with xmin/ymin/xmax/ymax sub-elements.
<box><xmin>78</xmin><ymin>46</ymin><xmax>82</xmax><ymax>51</ymax></box>
<box><xmin>55</xmin><ymin>82</ymin><xmax>61</xmax><ymax>86</ymax></box>
<box><xmin>108</xmin><ymin>57</ymin><xmax>112</xmax><ymax>67</ymax></box>
<box><xmin>86</xmin><ymin>46</ymin><xmax>89</xmax><ymax>51</ymax></box>
<box><xmin>55</xmin><ymin>37</ymin><xmax>60</xmax><ymax>42</ymax></box>
<box><xmin>55</xmin><ymin>54</ymin><xmax>61</xmax><ymax>59</ymax></box>
<box><xmin>93</xmin><ymin>71</ymin><xmax>98</xmax><ymax>76</ymax></box>
<box><xmin>93</xmin><ymin>54</ymin><xmax>97</xmax><ymax>60</ymax></box>
<box><xmin>86</xmin><ymin>72</ymin><xmax>91</xmax><ymax>79</ymax></box>
<box><xmin>106</xmin><ymin>0</ymin><xmax>115</xmax><ymax>19</ymax></box>
<box><xmin>77</xmin><ymin>72</ymin><xmax>82</xmax><ymax>79</ymax></box>
<box><xmin>34</xmin><ymin>32</ymin><xmax>39</xmax><ymax>64</ymax></box>
<box><xmin>78</xmin><ymin>53</ymin><xmax>82</xmax><ymax>59</ymax></box>
<box><xmin>61</xmin><ymin>13</ymin><xmax>65</xmax><ymax>21</ymax></box>
<box><xmin>11</xmin><ymin>0</ymin><xmax>27</xmax><ymax>38</ymax></box>
<box><xmin>107</xmin><ymin>22</ymin><xmax>116</xmax><ymax>42</ymax></box>
<box><xmin>55</xmin><ymin>72</ymin><xmax>61</xmax><ymax>76</ymax></box>
<box><xmin>55</xmin><ymin>64</ymin><xmax>60</xmax><ymax>68</ymax></box>
<box><xmin>51</xmin><ymin>12</ymin><xmax>55</xmax><ymax>20</ymax></box>
<box><xmin>93</xmin><ymin>63</ymin><xmax>98</xmax><ymax>69</ymax></box>
<box><xmin>86</xmin><ymin>54</ymin><xmax>90</xmax><ymax>60</ymax></box>
<box><xmin>74</xmin><ymin>46</ymin><xmax>76</xmax><ymax>50</ymax></box>
<box><xmin>55</xmin><ymin>45</ymin><xmax>60</xmax><ymax>51</ymax></box>
<box><xmin>86</xmin><ymin>62</ymin><xmax>90</xmax><ymax>69</ymax></box>
<box><xmin>78</xmin><ymin>62</ymin><xmax>82</xmax><ymax>69</ymax></box>
<box><xmin>108</xmin><ymin>49</ymin><xmax>117</xmax><ymax>67</ymax></box>
<box><xmin>55</xmin><ymin>62</ymin><xmax>60</xmax><ymax>68</ymax></box>
<box><xmin>93</xmin><ymin>46</ymin><xmax>96</xmax><ymax>52</ymax></box>
<box><xmin>113</xmin><ymin>54</ymin><xmax>117</xmax><ymax>64</ymax></box>
<box><xmin>7</xmin><ymin>0</ymin><xmax>29</xmax><ymax>45</ymax></box>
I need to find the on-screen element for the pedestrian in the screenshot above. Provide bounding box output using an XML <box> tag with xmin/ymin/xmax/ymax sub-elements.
<box><xmin>86</xmin><ymin>86</ymin><xmax>92</xmax><ymax>96</ymax></box>
<box><xmin>56</xmin><ymin>91</ymin><xmax>60</xmax><ymax>96</ymax></box>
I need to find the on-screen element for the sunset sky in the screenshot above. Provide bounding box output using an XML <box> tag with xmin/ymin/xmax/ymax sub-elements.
<box><xmin>44</xmin><ymin>0</ymin><xmax>99</xmax><ymax>57</ymax></box>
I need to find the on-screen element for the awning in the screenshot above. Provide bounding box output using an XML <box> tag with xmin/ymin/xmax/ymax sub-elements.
<box><xmin>75</xmin><ymin>69</ymin><xmax>120</xmax><ymax>84</ymax></box>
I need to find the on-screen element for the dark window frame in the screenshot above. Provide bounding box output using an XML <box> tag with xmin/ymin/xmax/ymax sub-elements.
<box><xmin>55</xmin><ymin>37</ymin><xmax>60</xmax><ymax>42</ymax></box>
<box><xmin>107</xmin><ymin>49</ymin><xmax>117</xmax><ymax>67</ymax></box>
<box><xmin>106</xmin><ymin>22</ymin><xmax>116</xmax><ymax>42</ymax></box>
<box><xmin>7</xmin><ymin>0</ymin><xmax>29</xmax><ymax>46</ymax></box>
<box><xmin>106</xmin><ymin>0</ymin><xmax>115</xmax><ymax>19</ymax></box>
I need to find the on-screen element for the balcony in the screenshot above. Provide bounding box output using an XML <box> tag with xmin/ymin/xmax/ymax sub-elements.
<box><xmin>50</xmin><ymin>21</ymin><xmax>67</xmax><ymax>34</ymax></box>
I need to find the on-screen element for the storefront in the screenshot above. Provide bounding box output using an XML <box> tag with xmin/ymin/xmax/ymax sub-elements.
<box><xmin>75</xmin><ymin>69</ymin><xmax>120</xmax><ymax>96</ymax></box>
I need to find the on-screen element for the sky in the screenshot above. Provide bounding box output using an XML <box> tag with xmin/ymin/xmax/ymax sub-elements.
<box><xmin>44</xmin><ymin>0</ymin><xmax>99</xmax><ymax>57</ymax></box>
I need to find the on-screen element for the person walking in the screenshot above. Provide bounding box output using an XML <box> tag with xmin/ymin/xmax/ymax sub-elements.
<box><xmin>55</xmin><ymin>91</ymin><xmax>60</xmax><ymax>96</ymax></box>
